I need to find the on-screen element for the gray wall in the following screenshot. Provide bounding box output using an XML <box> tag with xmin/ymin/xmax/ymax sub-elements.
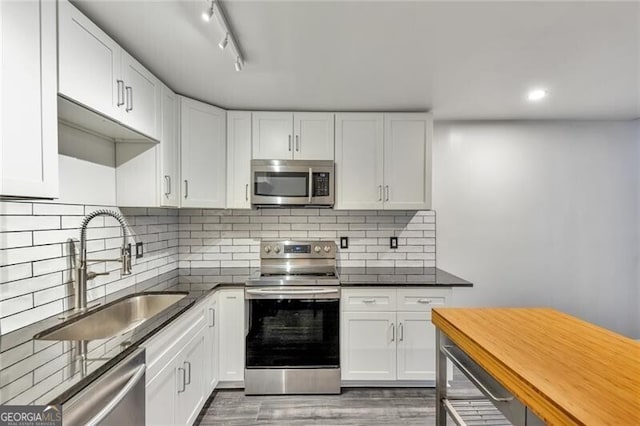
<box><xmin>433</xmin><ymin>120</ymin><xmax>639</xmax><ymax>338</ymax></box>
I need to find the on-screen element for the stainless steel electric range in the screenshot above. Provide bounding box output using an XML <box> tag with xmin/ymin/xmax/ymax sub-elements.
<box><xmin>244</xmin><ymin>240</ymin><xmax>340</xmax><ymax>395</ymax></box>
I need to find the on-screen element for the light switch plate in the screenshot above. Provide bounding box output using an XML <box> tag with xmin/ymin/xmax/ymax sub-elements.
<box><xmin>340</xmin><ymin>237</ymin><xmax>349</xmax><ymax>249</ymax></box>
<box><xmin>136</xmin><ymin>242</ymin><xmax>143</xmax><ymax>258</ymax></box>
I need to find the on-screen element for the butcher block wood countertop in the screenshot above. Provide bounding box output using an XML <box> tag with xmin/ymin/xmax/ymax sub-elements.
<box><xmin>432</xmin><ymin>308</ymin><xmax>640</xmax><ymax>426</ymax></box>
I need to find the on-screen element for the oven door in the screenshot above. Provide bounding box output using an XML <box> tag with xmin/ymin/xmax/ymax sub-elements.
<box><xmin>245</xmin><ymin>287</ymin><xmax>340</xmax><ymax>368</ymax></box>
<box><xmin>251</xmin><ymin>159</ymin><xmax>334</xmax><ymax>206</ymax></box>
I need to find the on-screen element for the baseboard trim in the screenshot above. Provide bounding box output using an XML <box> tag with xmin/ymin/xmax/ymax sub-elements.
<box><xmin>341</xmin><ymin>380</ymin><xmax>435</xmax><ymax>388</ymax></box>
<box><xmin>217</xmin><ymin>380</ymin><xmax>244</xmax><ymax>389</ymax></box>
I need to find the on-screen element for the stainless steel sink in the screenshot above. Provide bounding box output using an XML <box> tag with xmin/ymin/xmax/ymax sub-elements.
<box><xmin>35</xmin><ymin>292</ymin><xmax>188</xmax><ymax>341</ymax></box>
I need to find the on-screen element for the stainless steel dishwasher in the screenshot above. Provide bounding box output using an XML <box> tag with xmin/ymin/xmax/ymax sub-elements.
<box><xmin>62</xmin><ymin>347</ymin><xmax>146</xmax><ymax>426</ymax></box>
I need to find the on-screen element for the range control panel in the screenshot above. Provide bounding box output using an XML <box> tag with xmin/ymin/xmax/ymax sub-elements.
<box><xmin>260</xmin><ymin>240</ymin><xmax>336</xmax><ymax>259</ymax></box>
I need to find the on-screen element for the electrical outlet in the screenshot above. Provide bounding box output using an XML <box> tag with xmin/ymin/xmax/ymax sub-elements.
<box><xmin>390</xmin><ymin>237</ymin><xmax>398</xmax><ymax>249</ymax></box>
<box><xmin>136</xmin><ymin>242</ymin><xmax>143</xmax><ymax>258</ymax></box>
<box><xmin>340</xmin><ymin>236</ymin><xmax>349</xmax><ymax>249</ymax></box>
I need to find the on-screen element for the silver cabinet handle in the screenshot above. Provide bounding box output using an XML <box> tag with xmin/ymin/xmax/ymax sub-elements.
<box><xmin>385</xmin><ymin>185</ymin><xmax>390</xmax><ymax>201</ymax></box>
<box><xmin>391</xmin><ymin>322</ymin><xmax>395</xmax><ymax>342</ymax></box>
<box><xmin>362</xmin><ymin>298</ymin><xmax>376</xmax><ymax>304</ymax></box>
<box><xmin>378</xmin><ymin>185</ymin><xmax>382</xmax><ymax>201</ymax></box>
<box><xmin>288</xmin><ymin>134</ymin><xmax>292</xmax><ymax>151</ymax></box>
<box><xmin>417</xmin><ymin>298</ymin><xmax>432</xmax><ymax>304</ymax></box>
<box><xmin>116</xmin><ymin>80</ymin><xmax>125</xmax><ymax>107</ymax></box>
<box><xmin>177</xmin><ymin>367</ymin><xmax>186</xmax><ymax>393</ymax></box>
<box><xmin>245</xmin><ymin>183</ymin><xmax>249</xmax><ymax>201</ymax></box>
<box><xmin>295</xmin><ymin>134</ymin><xmax>300</xmax><ymax>151</ymax></box>
<box><xmin>184</xmin><ymin>361</ymin><xmax>191</xmax><ymax>385</ymax></box>
<box><xmin>164</xmin><ymin>175</ymin><xmax>171</xmax><ymax>197</ymax></box>
<box><xmin>399</xmin><ymin>322</ymin><xmax>404</xmax><ymax>341</ymax></box>
<box><xmin>125</xmin><ymin>86</ymin><xmax>133</xmax><ymax>112</ymax></box>
<box><xmin>184</xmin><ymin>180</ymin><xmax>188</xmax><ymax>198</ymax></box>
<box><xmin>209</xmin><ymin>307</ymin><xmax>215</xmax><ymax>327</ymax></box>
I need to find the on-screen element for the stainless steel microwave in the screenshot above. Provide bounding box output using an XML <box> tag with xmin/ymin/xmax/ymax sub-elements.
<box><xmin>250</xmin><ymin>160</ymin><xmax>334</xmax><ymax>207</ymax></box>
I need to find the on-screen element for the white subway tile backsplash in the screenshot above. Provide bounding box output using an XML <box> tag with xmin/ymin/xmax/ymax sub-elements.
<box><xmin>178</xmin><ymin>209</ymin><xmax>436</xmax><ymax>269</ymax></box>
<box><xmin>0</xmin><ymin>216</ymin><xmax>60</xmax><ymax>232</ymax></box>
<box><xmin>0</xmin><ymin>232</ymin><xmax>33</xmax><ymax>249</ymax></box>
<box><xmin>0</xmin><ymin>201</ymin><xmax>180</xmax><ymax>335</ymax></box>
<box><xmin>1</xmin><ymin>200</ymin><xmax>436</xmax><ymax>334</ymax></box>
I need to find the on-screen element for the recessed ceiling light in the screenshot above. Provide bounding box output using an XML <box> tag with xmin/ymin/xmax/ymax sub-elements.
<box><xmin>527</xmin><ymin>89</ymin><xmax>547</xmax><ymax>102</ymax></box>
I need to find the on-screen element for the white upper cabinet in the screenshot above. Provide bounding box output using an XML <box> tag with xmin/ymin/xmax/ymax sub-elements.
<box><xmin>252</xmin><ymin>112</ymin><xmax>293</xmax><ymax>159</ymax></box>
<box><xmin>180</xmin><ymin>97</ymin><xmax>226</xmax><ymax>208</ymax></box>
<box><xmin>120</xmin><ymin>51</ymin><xmax>162</xmax><ymax>141</ymax></box>
<box><xmin>383</xmin><ymin>113</ymin><xmax>432</xmax><ymax>210</ymax></box>
<box><xmin>335</xmin><ymin>113</ymin><xmax>432</xmax><ymax>210</ymax></box>
<box><xmin>160</xmin><ymin>86</ymin><xmax>180</xmax><ymax>207</ymax></box>
<box><xmin>335</xmin><ymin>114</ymin><xmax>384</xmax><ymax>210</ymax></box>
<box><xmin>58</xmin><ymin>0</ymin><xmax>121</xmax><ymax>121</ymax></box>
<box><xmin>227</xmin><ymin>111</ymin><xmax>252</xmax><ymax>209</ymax></box>
<box><xmin>0</xmin><ymin>0</ymin><xmax>58</xmax><ymax>199</ymax></box>
<box><xmin>293</xmin><ymin>113</ymin><xmax>334</xmax><ymax>160</ymax></box>
<box><xmin>58</xmin><ymin>0</ymin><xmax>161</xmax><ymax>141</ymax></box>
<box><xmin>252</xmin><ymin>112</ymin><xmax>334</xmax><ymax>160</ymax></box>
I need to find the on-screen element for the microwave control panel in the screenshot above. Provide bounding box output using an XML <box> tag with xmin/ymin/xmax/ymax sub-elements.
<box><xmin>313</xmin><ymin>173</ymin><xmax>331</xmax><ymax>197</ymax></box>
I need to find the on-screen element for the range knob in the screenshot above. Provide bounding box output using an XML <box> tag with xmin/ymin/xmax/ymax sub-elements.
<box><xmin>324</xmin><ymin>245</ymin><xmax>331</xmax><ymax>253</ymax></box>
<box><xmin>264</xmin><ymin>245</ymin><xmax>272</xmax><ymax>253</ymax></box>
<box><xmin>274</xmin><ymin>246</ymin><xmax>281</xmax><ymax>254</ymax></box>
<box><xmin>314</xmin><ymin>245</ymin><xmax>321</xmax><ymax>253</ymax></box>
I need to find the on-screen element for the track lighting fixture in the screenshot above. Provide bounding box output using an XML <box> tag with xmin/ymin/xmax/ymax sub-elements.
<box><xmin>201</xmin><ymin>0</ymin><xmax>245</xmax><ymax>71</ymax></box>
<box><xmin>218</xmin><ymin>33</ymin><xmax>229</xmax><ymax>50</ymax></box>
<box><xmin>202</xmin><ymin>1</ymin><xmax>214</xmax><ymax>22</ymax></box>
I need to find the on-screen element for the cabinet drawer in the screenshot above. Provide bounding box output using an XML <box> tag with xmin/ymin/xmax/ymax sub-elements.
<box><xmin>341</xmin><ymin>288</ymin><xmax>396</xmax><ymax>312</ymax></box>
<box><xmin>396</xmin><ymin>289</ymin><xmax>450</xmax><ymax>312</ymax></box>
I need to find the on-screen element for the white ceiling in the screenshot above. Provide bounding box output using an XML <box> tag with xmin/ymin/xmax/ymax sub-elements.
<box><xmin>74</xmin><ymin>1</ymin><xmax>640</xmax><ymax>120</ymax></box>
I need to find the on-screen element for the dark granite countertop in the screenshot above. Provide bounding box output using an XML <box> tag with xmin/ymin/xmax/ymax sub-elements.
<box><xmin>0</xmin><ymin>266</ymin><xmax>469</xmax><ymax>406</ymax></box>
<box><xmin>337</xmin><ymin>267</ymin><xmax>472</xmax><ymax>287</ymax></box>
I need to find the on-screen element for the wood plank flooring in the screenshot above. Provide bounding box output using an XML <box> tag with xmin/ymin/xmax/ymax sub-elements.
<box><xmin>195</xmin><ymin>388</ymin><xmax>438</xmax><ymax>426</ymax></box>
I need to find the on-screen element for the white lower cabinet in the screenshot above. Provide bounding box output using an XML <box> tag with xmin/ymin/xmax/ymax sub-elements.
<box><xmin>341</xmin><ymin>287</ymin><xmax>450</xmax><ymax>383</ymax></box>
<box><xmin>218</xmin><ymin>289</ymin><xmax>245</xmax><ymax>383</ymax></box>
<box><xmin>144</xmin><ymin>292</ymin><xmax>217</xmax><ymax>426</ymax></box>
<box><xmin>341</xmin><ymin>311</ymin><xmax>396</xmax><ymax>381</ymax></box>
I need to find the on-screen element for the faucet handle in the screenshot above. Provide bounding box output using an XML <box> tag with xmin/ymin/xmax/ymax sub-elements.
<box><xmin>121</xmin><ymin>245</ymin><xmax>133</xmax><ymax>275</ymax></box>
<box><xmin>86</xmin><ymin>270</ymin><xmax>110</xmax><ymax>281</ymax></box>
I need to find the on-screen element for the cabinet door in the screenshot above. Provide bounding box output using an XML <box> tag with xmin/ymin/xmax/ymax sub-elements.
<box><xmin>0</xmin><ymin>0</ymin><xmax>58</xmax><ymax>198</ymax></box>
<box><xmin>396</xmin><ymin>311</ymin><xmax>435</xmax><ymax>381</ymax></box>
<box><xmin>146</xmin><ymin>355</ymin><xmax>177</xmax><ymax>426</ymax></box>
<box><xmin>251</xmin><ymin>112</ymin><xmax>293</xmax><ymax>159</ymax></box>
<box><xmin>383</xmin><ymin>113</ymin><xmax>432</xmax><ymax>210</ymax></box>
<box><xmin>226</xmin><ymin>111</ymin><xmax>252</xmax><ymax>209</ymax></box>
<box><xmin>293</xmin><ymin>113</ymin><xmax>334</xmax><ymax>160</ymax></box>
<box><xmin>180</xmin><ymin>97</ymin><xmax>226</xmax><ymax>208</ymax></box>
<box><xmin>218</xmin><ymin>289</ymin><xmax>245</xmax><ymax>382</ymax></box>
<box><xmin>58</xmin><ymin>0</ymin><xmax>122</xmax><ymax>122</ymax></box>
<box><xmin>341</xmin><ymin>311</ymin><xmax>396</xmax><ymax>381</ymax></box>
<box><xmin>177</xmin><ymin>330</ymin><xmax>207</xmax><ymax>426</ymax></box>
<box><xmin>121</xmin><ymin>51</ymin><xmax>161</xmax><ymax>140</ymax></box>
<box><xmin>161</xmin><ymin>86</ymin><xmax>180</xmax><ymax>207</ymax></box>
<box><xmin>204</xmin><ymin>295</ymin><xmax>219</xmax><ymax>393</ymax></box>
<box><xmin>334</xmin><ymin>114</ymin><xmax>384</xmax><ymax>210</ymax></box>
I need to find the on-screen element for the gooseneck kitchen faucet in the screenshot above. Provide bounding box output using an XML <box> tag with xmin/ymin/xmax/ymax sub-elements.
<box><xmin>74</xmin><ymin>209</ymin><xmax>133</xmax><ymax>313</ymax></box>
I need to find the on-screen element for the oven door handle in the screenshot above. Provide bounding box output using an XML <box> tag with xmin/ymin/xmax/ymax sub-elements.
<box><xmin>246</xmin><ymin>288</ymin><xmax>339</xmax><ymax>298</ymax></box>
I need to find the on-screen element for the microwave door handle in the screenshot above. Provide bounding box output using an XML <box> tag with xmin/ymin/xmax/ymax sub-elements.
<box><xmin>308</xmin><ymin>167</ymin><xmax>313</xmax><ymax>203</ymax></box>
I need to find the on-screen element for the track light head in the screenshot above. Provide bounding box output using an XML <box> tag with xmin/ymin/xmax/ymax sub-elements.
<box><xmin>218</xmin><ymin>33</ymin><xmax>229</xmax><ymax>50</ymax></box>
<box><xmin>234</xmin><ymin>56</ymin><xmax>243</xmax><ymax>72</ymax></box>
<box><xmin>202</xmin><ymin>2</ymin><xmax>214</xmax><ymax>22</ymax></box>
